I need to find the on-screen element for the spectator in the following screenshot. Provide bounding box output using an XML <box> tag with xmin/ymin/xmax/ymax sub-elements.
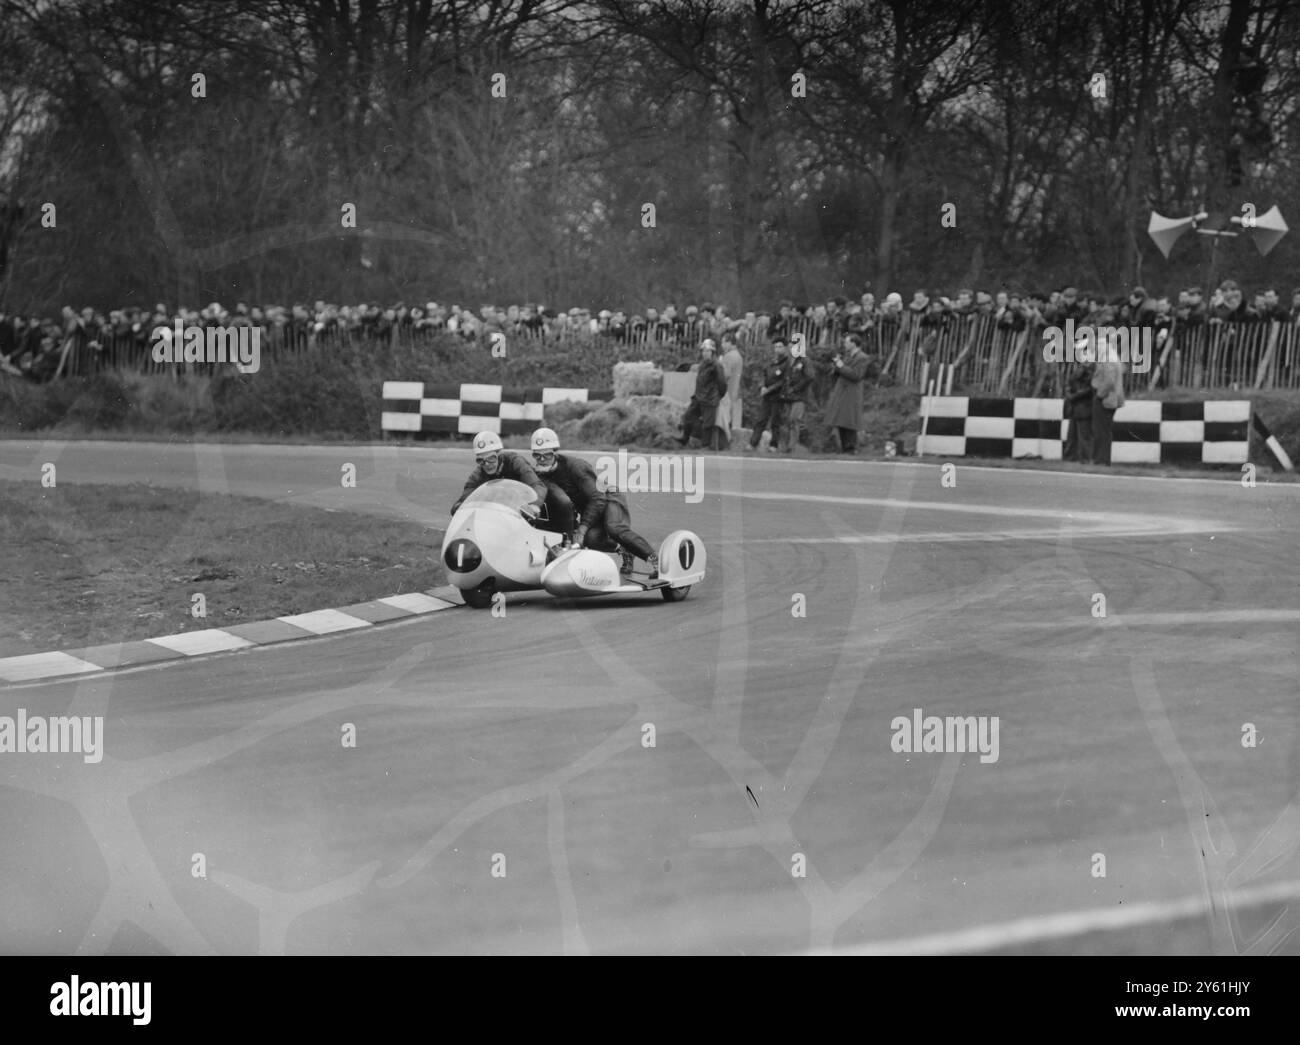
<box><xmin>735</xmin><ymin>310</ymin><xmax>758</xmax><ymax>345</ymax></box>
<box><xmin>676</xmin><ymin>339</ymin><xmax>728</xmax><ymax>451</ymax></box>
<box><xmin>1046</xmin><ymin>285</ymin><xmax>1086</xmax><ymax>327</ymax></box>
<box><xmin>824</xmin><ymin>331</ymin><xmax>871</xmax><ymax>454</ymax></box>
<box><xmin>1063</xmin><ymin>356</ymin><xmax>1095</xmax><ymax>463</ymax></box>
<box><xmin>719</xmin><ymin>333</ymin><xmax>744</xmax><ymax>433</ymax></box>
<box><xmin>810</xmin><ymin>303</ymin><xmax>830</xmax><ymax>346</ymax></box>
<box><xmin>1090</xmin><ymin>352</ymin><xmax>1126</xmax><ymax>466</ymax></box>
<box><xmin>748</xmin><ymin>337</ymin><xmax>790</xmax><ymax>453</ymax></box>
<box><xmin>699</xmin><ymin>303</ymin><xmax>717</xmax><ymax>340</ymax></box>
<box><xmin>843</xmin><ymin>300</ymin><xmax>867</xmax><ymax>335</ymax></box>
<box><xmin>824</xmin><ymin>297</ymin><xmax>846</xmax><ymax>343</ymax></box>
<box><xmin>907</xmin><ymin>290</ymin><xmax>930</xmax><ymax>333</ymax></box>
<box><xmin>714</xmin><ymin>305</ymin><xmax>732</xmax><ymax>340</ymax></box>
<box><xmin>921</xmin><ymin>295</ymin><xmax>953</xmax><ymax>331</ymax></box>
<box><xmin>779</xmin><ymin>338</ymin><xmax>812</xmax><ymax>453</ymax></box>
<box><xmin>1118</xmin><ymin>286</ymin><xmax>1157</xmax><ymax>328</ymax></box>
<box><xmin>771</xmin><ymin>300</ymin><xmax>795</xmax><ymax>343</ymax></box>
<box><xmin>1208</xmin><ymin>280</ymin><xmax>1256</xmax><ymax>324</ymax></box>
<box><xmin>998</xmin><ymin>293</ymin><xmax>1029</xmax><ymax>332</ymax></box>
<box><xmin>682</xmin><ymin>304</ymin><xmax>701</xmax><ymax>340</ymax></box>
<box><xmin>1257</xmin><ymin>287</ymin><xmax>1284</xmax><ymax>322</ymax></box>
<box><xmin>521</xmin><ymin>303</ymin><xmax>543</xmax><ymax>335</ymax></box>
<box><xmin>879</xmin><ymin>292</ymin><xmax>904</xmax><ymax>328</ymax></box>
<box><xmin>1175</xmin><ymin>286</ymin><xmax>1207</xmax><ymax>327</ymax></box>
<box><xmin>657</xmin><ymin>304</ymin><xmax>677</xmax><ymax>341</ymax></box>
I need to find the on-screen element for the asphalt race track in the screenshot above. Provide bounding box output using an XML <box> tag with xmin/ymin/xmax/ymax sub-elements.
<box><xmin>1</xmin><ymin>440</ymin><xmax>1298</xmax><ymax>955</ymax></box>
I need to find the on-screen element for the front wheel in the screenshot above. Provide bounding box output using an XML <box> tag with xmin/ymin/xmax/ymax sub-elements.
<box><xmin>661</xmin><ymin>585</ymin><xmax>691</xmax><ymax>602</ymax></box>
<box><xmin>462</xmin><ymin>584</ymin><xmax>496</xmax><ymax>609</ymax></box>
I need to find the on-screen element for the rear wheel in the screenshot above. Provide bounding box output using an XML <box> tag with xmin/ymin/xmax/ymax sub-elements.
<box><xmin>661</xmin><ymin>585</ymin><xmax>691</xmax><ymax>602</ymax></box>
<box><xmin>462</xmin><ymin>583</ymin><xmax>496</xmax><ymax>609</ymax></box>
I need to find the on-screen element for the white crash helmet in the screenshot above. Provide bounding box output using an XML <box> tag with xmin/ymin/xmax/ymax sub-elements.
<box><xmin>473</xmin><ymin>430</ymin><xmax>504</xmax><ymax>474</ymax></box>
<box><xmin>531</xmin><ymin>427</ymin><xmax>560</xmax><ymax>473</ymax></box>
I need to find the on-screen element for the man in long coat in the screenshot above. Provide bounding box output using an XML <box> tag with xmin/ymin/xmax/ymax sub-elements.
<box><xmin>718</xmin><ymin>334</ymin><xmax>744</xmax><ymax>434</ymax></box>
<box><xmin>824</xmin><ymin>332</ymin><xmax>872</xmax><ymax>453</ymax></box>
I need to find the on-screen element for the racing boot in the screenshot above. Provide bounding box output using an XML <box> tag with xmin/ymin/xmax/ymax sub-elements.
<box><xmin>646</xmin><ymin>553</ymin><xmax>659</xmax><ymax>580</ymax></box>
<box><xmin>619</xmin><ymin>548</ymin><xmax>636</xmax><ymax>575</ymax></box>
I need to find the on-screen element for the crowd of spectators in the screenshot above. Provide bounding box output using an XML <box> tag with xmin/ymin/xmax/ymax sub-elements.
<box><xmin>4</xmin><ymin>279</ymin><xmax>1300</xmax><ymax>383</ymax></box>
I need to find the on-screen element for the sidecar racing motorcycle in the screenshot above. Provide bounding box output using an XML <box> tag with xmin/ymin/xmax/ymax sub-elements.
<box><xmin>440</xmin><ymin>479</ymin><xmax>706</xmax><ymax>608</ymax></box>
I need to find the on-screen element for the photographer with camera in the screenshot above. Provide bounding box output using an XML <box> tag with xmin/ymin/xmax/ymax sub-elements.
<box><xmin>823</xmin><ymin>332</ymin><xmax>872</xmax><ymax>454</ymax></box>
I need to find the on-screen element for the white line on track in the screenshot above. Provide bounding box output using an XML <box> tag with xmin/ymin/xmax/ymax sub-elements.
<box><xmin>805</xmin><ymin>877</ymin><xmax>1300</xmax><ymax>955</ymax></box>
<box><xmin>11</xmin><ymin>440</ymin><xmax>1298</xmax><ymax>492</ymax></box>
<box><xmin>722</xmin><ymin>528</ymin><xmax>1225</xmax><ymax>545</ymax></box>
<box><xmin>717</xmin><ymin>488</ymin><xmax>1096</xmax><ymax>519</ymax></box>
<box><xmin>710</xmin><ymin>489</ymin><xmax>1236</xmax><ymax>540</ymax></box>
<box><xmin>1007</xmin><ymin>609</ymin><xmax>1300</xmax><ymax>626</ymax></box>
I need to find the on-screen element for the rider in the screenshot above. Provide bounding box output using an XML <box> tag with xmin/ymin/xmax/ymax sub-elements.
<box><xmin>530</xmin><ymin>427</ymin><xmax>660</xmax><ymax>579</ymax></box>
<box><xmin>450</xmin><ymin>431</ymin><xmax>553</xmax><ymax>526</ymax></box>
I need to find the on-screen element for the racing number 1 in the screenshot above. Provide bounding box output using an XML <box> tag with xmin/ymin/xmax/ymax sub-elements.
<box><xmin>679</xmin><ymin>539</ymin><xmax>695</xmax><ymax>570</ymax></box>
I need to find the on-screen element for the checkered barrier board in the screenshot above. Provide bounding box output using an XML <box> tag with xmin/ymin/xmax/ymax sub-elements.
<box><xmin>917</xmin><ymin>397</ymin><xmax>1252</xmax><ymax>464</ymax></box>
<box><xmin>381</xmin><ymin>383</ymin><xmax>598</xmax><ymax>435</ymax></box>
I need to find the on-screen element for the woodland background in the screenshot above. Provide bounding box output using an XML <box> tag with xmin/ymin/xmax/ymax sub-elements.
<box><xmin>2</xmin><ymin>0</ymin><xmax>1298</xmax><ymax>315</ymax></box>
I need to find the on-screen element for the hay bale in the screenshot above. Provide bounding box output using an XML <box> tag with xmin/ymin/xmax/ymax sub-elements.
<box><xmin>613</xmin><ymin>360</ymin><xmax>663</xmax><ymax>399</ymax></box>
<box><xmin>624</xmin><ymin>394</ymin><xmax>685</xmax><ymax>427</ymax></box>
<box><xmin>552</xmin><ymin>396</ymin><xmax>684</xmax><ymax>449</ymax></box>
<box><xmin>545</xmin><ymin>398</ymin><xmax>601</xmax><ymax>425</ymax></box>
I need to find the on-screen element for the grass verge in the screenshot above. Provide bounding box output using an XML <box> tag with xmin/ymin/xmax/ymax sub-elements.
<box><xmin>0</xmin><ymin>480</ymin><xmax>445</xmax><ymax>658</ymax></box>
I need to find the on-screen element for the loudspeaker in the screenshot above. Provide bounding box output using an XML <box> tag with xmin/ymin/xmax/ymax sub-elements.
<box><xmin>1148</xmin><ymin>211</ymin><xmax>1196</xmax><ymax>258</ymax></box>
<box><xmin>1249</xmin><ymin>205</ymin><xmax>1288</xmax><ymax>256</ymax></box>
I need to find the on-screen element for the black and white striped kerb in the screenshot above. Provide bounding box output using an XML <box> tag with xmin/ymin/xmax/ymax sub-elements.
<box><xmin>381</xmin><ymin>383</ymin><xmax>595</xmax><ymax>435</ymax></box>
<box><xmin>1252</xmin><ymin>413</ymin><xmax>1295</xmax><ymax>471</ymax></box>
<box><xmin>918</xmin><ymin>397</ymin><xmax>1252</xmax><ymax>464</ymax></box>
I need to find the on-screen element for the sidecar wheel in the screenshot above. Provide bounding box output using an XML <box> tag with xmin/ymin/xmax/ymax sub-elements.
<box><xmin>462</xmin><ymin>584</ymin><xmax>496</xmax><ymax>609</ymax></box>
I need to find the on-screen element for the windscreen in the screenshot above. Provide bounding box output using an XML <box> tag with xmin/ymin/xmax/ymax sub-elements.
<box><xmin>460</xmin><ymin>478</ymin><xmax>535</xmax><ymax>509</ymax></box>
